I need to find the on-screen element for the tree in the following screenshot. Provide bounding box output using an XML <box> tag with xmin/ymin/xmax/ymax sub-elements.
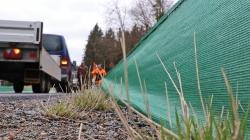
<box><xmin>130</xmin><ymin>0</ymin><xmax>154</xmax><ymax>30</ymax></box>
<box><xmin>103</xmin><ymin>0</ymin><xmax>150</xmax><ymax>67</ymax></box>
<box><xmin>103</xmin><ymin>0</ymin><xmax>170</xmax><ymax>69</ymax></box>
<box><xmin>125</xmin><ymin>25</ymin><xmax>146</xmax><ymax>54</ymax></box>
<box><xmin>83</xmin><ymin>24</ymin><xmax>103</xmax><ymax>66</ymax></box>
<box><xmin>105</xmin><ymin>0</ymin><xmax>130</xmax><ymax>32</ymax></box>
<box><xmin>130</xmin><ymin>0</ymin><xmax>173</xmax><ymax>30</ymax></box>
<box><xmin>83</xmin><ymin>25</ymin><xmax>123</xmax><ymax>71</ymax></box>
<box><xmin>101</xmin><ymin>28</ymin><xmax>121</xmax><ymax>71</ymax></box>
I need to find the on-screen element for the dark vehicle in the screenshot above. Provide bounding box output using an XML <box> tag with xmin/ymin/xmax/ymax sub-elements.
<box><xmin>42</xmin><ymin>34</ymin><xmax>72</xmax><ymax>92</ymax></box>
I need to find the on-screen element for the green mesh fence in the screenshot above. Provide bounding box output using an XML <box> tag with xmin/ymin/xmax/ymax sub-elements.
<box><xmin>102</xmin><ymin>0</ymin><xmax>250</xmax><ymax>134</ymax></box>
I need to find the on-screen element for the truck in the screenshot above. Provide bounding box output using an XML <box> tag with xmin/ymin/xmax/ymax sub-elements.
<box><xmin>0</xmin><ymin>20</ymin><xmax>61</xmax><ymax>93</ymax></box>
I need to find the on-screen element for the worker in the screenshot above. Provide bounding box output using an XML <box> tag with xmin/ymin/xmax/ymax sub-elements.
<box><xmin>97</xmin><ymin>64</ymin><xmax>107</xmax><ymax>86</ymax></box>
<box><xmin>99</xmin><ymin>66</ymin><xmax>107</xmax><ymax>77</ymax></box>
<box><xmin>77</xmin><ymin>63</ymin><xmax>88</xmax><ymax>90</ymax></box>
<box><xmin>91</xmin><ymin>63</ymin><xmax>100</xmax><ymax>86</ymax></box>
<box><xmin>91</xmin><ymin>64</ymin><xmax>107</xmax><ymax>86</ymax></box>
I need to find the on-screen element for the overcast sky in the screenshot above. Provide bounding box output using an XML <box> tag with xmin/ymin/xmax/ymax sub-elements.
<box><xmin>0</xmin><ymin>0</ymin><xmax>134</xmax><ymax>64</ymax></box>
<box><xmin>0</xmin><ymin>0</ymin><xmax>177</xmax><ymax>65</ymax></box>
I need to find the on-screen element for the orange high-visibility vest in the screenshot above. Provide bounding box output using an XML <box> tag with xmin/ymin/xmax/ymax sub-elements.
<box><xmin>100</xmin><ymin>69</ymin><xmax>107</xmax><ymax>76</ymax></box>
<box><xmin>91</xmin><ymin>68</ymin><xmax>99</xmax><ymax>75</ymax></box>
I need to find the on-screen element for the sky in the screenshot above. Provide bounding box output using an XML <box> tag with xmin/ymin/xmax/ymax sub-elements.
<box><xmin>0</xmin><ymin>0</ymin><xmax>177</xmax><ymax>65</ymax></box>
<box><xmin>0</xmin><ymin>0</ymin><xmax>133</xmax><ymax>65</ymax></box>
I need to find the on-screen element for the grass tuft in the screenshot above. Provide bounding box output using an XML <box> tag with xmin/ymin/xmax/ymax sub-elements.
<box><xmin>74</xmin><ymin>89</ymin><xmax>112</xmax><ymax>111</ymax></box>
<box><xmin>46</xmin><ymin>101</ymin><xmax>78</xmax><ymax>119</ymax></box>
<box><xmin>43</xmin><ymin>88</ymin><xmax>112</xmax><ymax>119</ymax></box>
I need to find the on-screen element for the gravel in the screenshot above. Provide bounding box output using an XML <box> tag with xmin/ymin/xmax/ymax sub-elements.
<box><xmin>0</xmin><ymin>97</ymin><xmax>158</xmax><ymax>140</ymax></box>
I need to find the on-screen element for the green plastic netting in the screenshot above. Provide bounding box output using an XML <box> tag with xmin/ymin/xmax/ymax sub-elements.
<box><xmin>102</xmin><ymin>0</ymin><xmax>250</xmax><ymax>135</ymax></box>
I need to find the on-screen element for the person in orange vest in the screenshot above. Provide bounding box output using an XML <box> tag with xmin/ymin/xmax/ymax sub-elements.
<box><xmin>91</xmin><ymin>64</ymin><xmax>107</xmax><ymax>86</ymax></box>
<box><xmin>91</xmin><ymin>63</ymin><xmax>99</xmax><ymax>86</ymax></box>
<box><xmin>98</xmin><ymin>65</ymin><xmax>107</xmax><ymax>86</ymax></box>
<box><xmin>95</xmin><ymin>64</ymin><xmax>104</xmax><ymax>86</ymax></box>
<box><xmin>99</xmin><ymin>66</ymin><xmax>107</xmax><ymax>77</ymax></box>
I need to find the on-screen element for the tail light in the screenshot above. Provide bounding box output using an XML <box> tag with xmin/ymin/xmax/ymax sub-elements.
<box><xmin>29</xmin><ymin>51</ymin><xmax>37</xmax><ymax>59</ymax></box>
<box><xmin>60</xmin><ymin>57</ymin><xmax>69</xmax><ymax>66</ymax></box>
<box><xmin>3</xmin><ymin>48</ymin><xmax>22</xmax><ymax>59</ymax></box>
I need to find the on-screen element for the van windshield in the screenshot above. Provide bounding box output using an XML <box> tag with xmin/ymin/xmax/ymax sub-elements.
<box><xmin>43</xmin><ymin>35</ymin><xmax>62</xmax><ymax>52</ymax></box>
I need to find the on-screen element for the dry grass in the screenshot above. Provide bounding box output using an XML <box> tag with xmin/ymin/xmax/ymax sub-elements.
<box><xmin>73</xmin><ymin>88</ymin><xmax>112</xmax><ymax>111</ymax></box>
<box><xmin>46</xmin><ymin>101</ymin><xmax>78</xmax><ymax>119</ymax></box>
<box><xmin>42</xmin><ymin>88</ymin><xmax>112</xmax><ymax>119</ymax></box>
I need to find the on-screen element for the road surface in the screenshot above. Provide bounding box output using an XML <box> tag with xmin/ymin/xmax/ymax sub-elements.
<box><xmin>0</xmin><ymin>93</ymin><xmax>65</xmax><ymax>102</ymax></box>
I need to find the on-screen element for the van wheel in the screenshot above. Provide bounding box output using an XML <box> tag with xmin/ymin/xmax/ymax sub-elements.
<box><xmin>32</xmin><ymin>84</ymin><xmax>40</xmax><ymax>93</ymax></box>
<box><xmin>13</xmin><ymin>82</ymin><xmax>24</xmax><ymax>93</ymax></box>
<box><xmin>32</xmin><ymin>73</ymin><xmax>50</xmax><ymax>93</ymax></box>
<box><xmin>40</xmin><ymin>73</ymin><xmax>50</xmax><ymax>93</ymax></box>
<box><xmin>44</xmin><ymin>77</ymin><xmax>51</xmax><ymax>93</ymax></box>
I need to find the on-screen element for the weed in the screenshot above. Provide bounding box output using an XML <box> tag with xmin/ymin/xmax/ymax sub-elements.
<box><xmin>43</xmin><ymin>88</ymin><xmax>112</xmax><ymax>120</ymax></box>
<box><xmin>46</xmin><ymin>101</ymin><xmax>78</xmax><ymax>119</ymax></box>
<box><xmin>74</xmin><ymin>89</ymin><xmax>112</xmax><ymax>111</ymax></box>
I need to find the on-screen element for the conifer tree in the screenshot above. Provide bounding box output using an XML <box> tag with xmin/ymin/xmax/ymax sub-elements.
<box><xmin>83</xmin><ymin>24</ymin><xmax>103</xmax><ymax>66</ymax></box>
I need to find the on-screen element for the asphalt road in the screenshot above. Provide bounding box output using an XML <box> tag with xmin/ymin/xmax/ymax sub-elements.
<box><xmin>0</xmin><ymin>93</ymin><xmax>65</xmax><ymax>102</ymax></box>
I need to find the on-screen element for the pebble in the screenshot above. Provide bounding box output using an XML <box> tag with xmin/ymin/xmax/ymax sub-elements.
<box><xmin>0</xmin><ymin>97</ymin><xmax>159</xmax><ymax>140</ymax></box>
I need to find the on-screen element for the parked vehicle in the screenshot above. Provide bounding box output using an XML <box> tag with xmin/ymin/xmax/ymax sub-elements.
<box><xmin>71</xmin><ymin>70</ymin><xmax>79</xmax><ymax>92</ymax></box>
<box><xmin>70</xmin><ymin>61</ymin><xmax>79</xmax><ymax>92</ymax></box>
<box><xmin>0</xmin><ymin>20</ymin><xmax>61</xmax><ymax>93</ymax></box>
<box><xmin>42</xmin><ymin>34</ymin><xmax>72</xmax><ymax>92</ymax></box>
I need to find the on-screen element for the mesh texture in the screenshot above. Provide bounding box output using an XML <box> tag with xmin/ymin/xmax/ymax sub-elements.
<box><xmin>102</xmin><ymin>0</ymin><xmax>250</xmax><ymax>135</ymax></box>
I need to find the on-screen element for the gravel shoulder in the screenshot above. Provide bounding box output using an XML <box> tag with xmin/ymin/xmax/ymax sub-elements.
<box><xmin>0</xmin><ymin>96</ymin><xmax>158</xmax><ymax>140</ymax></box>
